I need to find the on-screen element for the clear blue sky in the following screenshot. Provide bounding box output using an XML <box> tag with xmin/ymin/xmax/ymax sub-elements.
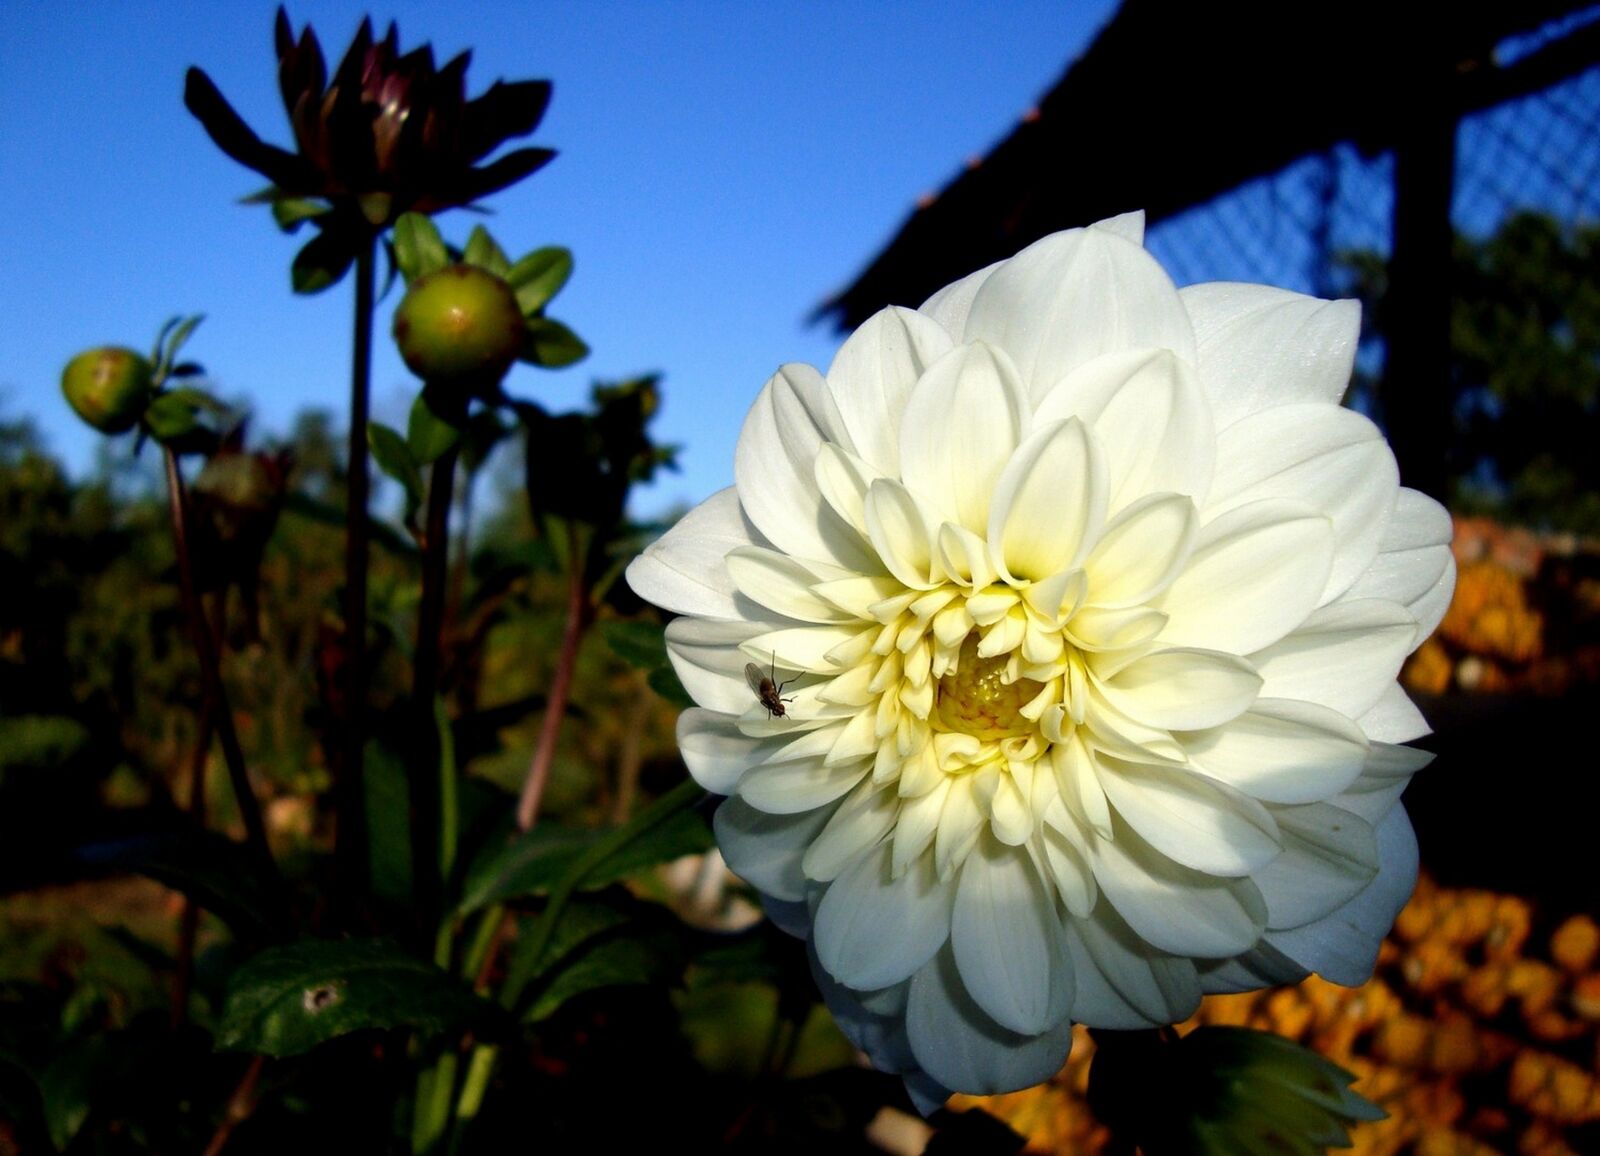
<box><xmin>1</xmin><ymin>1</ymin><xmax>1116</xmax><ymax>511</ymax></box>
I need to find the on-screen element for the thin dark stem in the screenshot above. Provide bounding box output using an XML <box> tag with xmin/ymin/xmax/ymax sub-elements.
<box><xmin>171</xmin><ymin>701</ymin><xmax>214</xmax><ymax>1028</ymax></box>
<box><xmin>411</xmin><ymin>442</ymin><xmax>460</xmax><ymax>922</ymax></box>
<box><xmin>515</xmin><ymin>523</ymin><xmax>589</xmax><ymax>831</ymax></box>
<box><xmin>202</xmin><ymin>1056</ymin><xmax>265</xmax><ymax>1156</ymax></box>
<box><xmin>336</xmin><ymin>233</ymin><xmax>377</xmax><ymax>920</ymax></box>
<box><xmin>163</xmin><ymin>447</ymin><xmax>275</xmax><ymax>878</ymax></box>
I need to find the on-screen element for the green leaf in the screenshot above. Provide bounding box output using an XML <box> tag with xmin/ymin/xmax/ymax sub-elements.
<box><xmin>520</xmin><ymin>896</ymin><xmax>686</xmax><ymax>1022</ymax></box>
<box><xmin>291</xmin><ymin>228</ymin><xmax>358</xmax><ymax>295</ymax></box>
<box><xmin>0</xmin><ymin>714</ymin><xmax>89</xmax><ymax>771</ymax></box>
<box><xmin>69</xmin><ymin>828</ymin><xmax>285</xmax><ymax>939</ymax></box>
<box><xmin>507</xmin><ymin>246</ymin><xmax>573</xmax><ymax>315</ymax></box>
<box><xmin>600</xmin><ymin>619</ymin><xmax>668</xmax><ymax>671</ymax></box>
<box><xmin>458</xmin><ymin>809</ymin><xmax>713</xmax><ymax>914</ymax></box>
<box><xmin>155</xmin><ymin>314</ymin><xmax>205</xmax><ymax>381</ymax></box>
<box><xmin>270</xmin><ymin>196</ymin><xmax>330</xmax><ymax>233</ymax></box>
<box><xmin>393</xmin><ymin>212</ymin><xmax>449</xmax><ymax>283</ymax></box>
<box><xmin>647</xmin><ymin>663</ymin><xmax>695</xmax><ymax>708</ymax></box>
<box><xmin>462</xmin><ymin>225</ymin><xmax>512</xmax><ymax>278</ymax></box>
<box><xmin>407</xmin><ymin>392</ymin><xmax>461</xmax><ymax>465</ymax></box>
<box><xmin>519</xmin><ymin>317</ymin><xmax>589</xmax><ymax>368</ymax></box>
<box><xmin>367</xmin><ymin>422</ymin><xmax>423</xmax><ymax>509</ymax></box>
<box><xmin>143</xmin><ymin>387</ymin><xmax>218</xmax><ymax>443</ymax></box>
<box><xmin>217</xmin><ymin>939</ymin><xmax>499</xmax><ymax>1057</ymax></box>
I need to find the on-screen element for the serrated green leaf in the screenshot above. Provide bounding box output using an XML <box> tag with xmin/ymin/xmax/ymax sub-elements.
<box><xmin>458</xmin><ymin>809</ymin><xmax>713</xmax><ymax>914</ymax></box>
<box><xmin>600</xmin><ymin>619</ymin><xmax>668</xmax><ymax>671</ymax></box>
<box><xmin>648</xmin><ymin>663</ymin><xmax>695</xmax><ymax>708</ymax></box>
<box><xmin>462</xmin><ymin>225</ymin><xmax>511</xmax><ymax>278</ymax></box>
<box><xmin>367</xmin><ymin>422</ymin><xmax>423</xmax><ymax>508</ymax></box>
<box><xmin>393</xmin><ymin>212</ymin><xmax>449</xmax><ymax>283</ymax></box>
<box><xmin>407</xmin><ymin>392</ymin><xmax>461</xmax><ymax>465</ymax></box>
<box><xmin>507</xmin><ymin>246</ymin><xmax>573</xmax><ymax>315</ymax></box>
<box><xmin>217</xmin><ymin>939</ymin><xmax>498</xmax><ymax>1057</ymax></box>
<box><xmin>519</xmin><ymin>317</ymin><xmax>588</xmax><ymax>368</ymax></box>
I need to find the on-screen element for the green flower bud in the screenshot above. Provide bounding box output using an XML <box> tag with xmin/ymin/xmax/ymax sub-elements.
<box><xmin>392</xmin><ymin>264</ymin><xmax>524</xmax><ymax>392</ymax></box>
<box><xmin>60</xmin><ymin>347</ymin><xmax>154</xmax><ymax>434</ymax></box>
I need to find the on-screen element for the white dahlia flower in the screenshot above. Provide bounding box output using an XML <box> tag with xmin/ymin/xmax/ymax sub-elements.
<box><xmin>626</xmin><ymin>212</ymin><xmax>1454</xmax><ymax>1111</ymax></box>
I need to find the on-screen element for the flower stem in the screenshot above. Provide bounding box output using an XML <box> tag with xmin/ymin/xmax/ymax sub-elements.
<box><xmin>336</xmin><ymin>233</ymin><xmax>378</xmax><ymax>920</ymax></box>
<box><xmin>411</xmin><ymin>443</ymin><xmax>460</xmax><ymax>923</ymax></box>
<box><xmin>171</xmin><ymin>700</ymin><xmax>214</xmax><ymax>1028</ymax></box>
<box><xmin>515</xmin><ymin>521</ymin><xmax>589</xmax><ymax>831</ymax></box>
<box><xmin>162</xmin><ymin>446</ymin><xmax>276</xmax><ymax>881</ymax></box>
<box><xmin>202</xmin><ymin>1056</ymin><xmax>266</xmax><ymax>1156</ymax></box>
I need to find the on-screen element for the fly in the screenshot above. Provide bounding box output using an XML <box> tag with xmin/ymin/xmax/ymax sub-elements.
<box><xmin>745</xmin><ymin>654</ymin><xmax>796</xmax><ymax>718</ymax></box>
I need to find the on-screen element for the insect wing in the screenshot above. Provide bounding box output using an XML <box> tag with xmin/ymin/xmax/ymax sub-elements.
<box><xmin>744</xmin><ymin>663</ymin><xmax>768</xmax><ymax>697</ymax></box>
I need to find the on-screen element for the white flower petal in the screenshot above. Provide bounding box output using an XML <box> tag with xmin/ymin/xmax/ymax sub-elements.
<box><xmin>1068</xmin><ymin>906</ymin><xmax>1202</xmax><ymax>1029</ymax></box>
<box><xmin>803</xmin><ymin>777</ymin><xmax>899</xmax><ymax>881</ymax></box>
<box><xmin>1198</xmin><ymin>942</ymin><xmax>1309</xmax><ymax>994</ymax></box>
<box><xmin>1090</xmin><ymin>210</ymin><xmax>1146</xmax><ymax>246</ymax></box>
<box><xmin>919</xmin><ymin>258</ymin><xmax>1005</xmax><ymax>337</ymax></box>
<box><xmin>899</xmin><ymin>342</ymin><xmax>1028</xmax><ymax>533</ymax></box>
<box><xmin>625</xmin><ymin>487</ymin><xmax>755</xmax><ymax>618</ymax></box>
<box><xmin>906</xmin><ymin>946</ymin><xmax>1076</xmax><ymax>1095</ymax></box>
<box><xmin>1181</xmin><ymin>698</ymin><xmax>1370</xmax><ymax>805</ymax></box>
<box><xmin>1356</xmin><ymin>682</ymin><xmax>1432</xmax><ymax>743</ymax></box>
<box><xmin>1082</xmin><ymin>492</ymin><xmax>1198</xmax><ymax>608</ymax></box>
<box><xmin>738</xmin><ymin>752</ymin><xmax>869</xmax><ymax>814</ymax></box>
<box><xmin>743</xmin><ymin>623</ymin><xmax>868</xmax><ymax>674</ymax></box>
<box><xmin>725</xmin><ymin>546</ymin><xmax>854</xmax><ymax>623</ymax></box>
<box><xmin>826</xmin><ymin>306</ymin><xmax>954</xmax><ymax>475</ymax></box>
<box><xmin>1091</xmin><ymin>824</ymin><xmax>1268</xmax><ymax>958</ymax></box>
<box><xmin>1332</xmin><ymin>742</ymin><xmax>1433</xmax><ymax>824</ymax></box>
<box><xmin>1252</xmin><ymin>803</ymin><xmax>1378</xmax><ymax>930</ymax></box>
<box><xmin>1343</xmin><ymin>488</ymin><xmax>1456</xmax><ymax>636</ymax></box>
<box><xmin>1039</xmin><ymin>823</ymin><xmax>1096</xmax><ymax>918</ymax></box>
<box><xmin>965</xmin><ymin>227</ymin><xmax>1195</xmax><ymax>402</ymax></box>
<box><xmin>666</xmin><ymin>616</ymin><xmax>776</xmax><ymax>715</ymax></box>
<box><xmin>1179</xmin><ymin>282</ymin><xmax>1360</xmax><ymax>426</ymax></box>
<box><xmin>1251</xmin><ymin>600</ymin><xmax>1419</xmax><ymax>720</ymax></box>
<box><xmin>952</xmin><ymin>836</ymin><xmax>1073</xmax><ymax>1034</ymax></box>
<box><xmin>814</xmin><ymin>842</ymin><xmax>954</xmax><ymax>991</ymax></box>
<box><xmin>1036</xmin><ymin>349</ymin><xmax>1215</xmax><ymax>511</ymax></box>
<box><xmin>1155</xmin><ymin>499</ymin><xmax>1334</xmax><ymax>656</ymax></box>
<box><xmin>1265</xmin><ymin>806</ymin><xmax>1418</xmax><ymax>986</ymax></box>
<box><xmin>714</xmin><ymin>797</ymin><xmax>836</xmax><ymax>902</ymax></box>
<box><xmin>988</xmin><ymin>418</ymin><xmax>1108</xmax><ymax>584</ymax></box>
<box><xmin>865</xmin><ymin>478</ymin><xmax>943</xmax><ymax>590</ymax></box>
<box><xmin>677</xmin><ymin>708</ymin><xmax>761</xmax><ymax>794</ymax></box>
<box><xmin>1095</xmin><ymin>647</ymin><xmax>1262</xmax><ymax>732</ymax></box>
<box><xmin>734</xmin><ymin>363</ymin><xmax>877</xmax><ymax>571</ymax></box>
<box><xmin>1209</xmin><ymin>403</ymin><xmax>1398</xmax><ymax>603</ymax></box>
<box><xmin>1096</xmin><ymin>757</ymin><xmax>1282</xmax><ymax>877</ymax></box>
<box><xmin>807</xmin><ymin>948</ymin><xmax>918</xmax><ymax>1075</ymax></box>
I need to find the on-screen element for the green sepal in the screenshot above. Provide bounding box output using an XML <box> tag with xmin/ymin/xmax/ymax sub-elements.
<box><xmin>144</xmin><ymin>386</ymin><xmax>221</xmax><ymax>444</ymax></box>
<box><xmin>216</xmin><ymin>939</ymin><xmax>502</xmax><ymax>1057</ymax></box>
<box><xmin>519</xmin><ymin>317</ymin><xmax>588</xmax><ymax>368</ymax></box>
<box><xmin>291</xmin><ymin>227</ymin><xmax>358</xmax><ymax>295</ymax></box>
<box><xmin>393</xmin><ymin>212</ymin><xmax>449</xmax><ymax>284</ymax></box>
<box><xmin>462</xmin><ymin>225</ymin><xmax>512</xmax><ymax>278</ymax></box>
<box><xmin>506</xmin><ymin>246</ymin><xmax>573</xmax><ymax>315</ymax></box>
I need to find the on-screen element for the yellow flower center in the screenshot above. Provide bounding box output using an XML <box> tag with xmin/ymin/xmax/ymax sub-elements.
<box><xmin>932</xmin><ymin>634</ymin><xmax>1042</xmax><ymax>740</ymax></box>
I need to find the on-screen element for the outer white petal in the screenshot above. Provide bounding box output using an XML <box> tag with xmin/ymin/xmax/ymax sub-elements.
<box><xmin>738</xmin><ymin>752</ymin><xmax>869</xmax><ymax>814</ymax></box>
<box><xmin>625</xmin><ymin>487</ymin><xmax>755</xmax><ymax>619</ymax></box>
<box><xmin>1095</xmin><ymin>647</ymin><xmax>1262</xmax><ymax>732</ymax></box>
<box><xmin>665</xmin><ymin>616</ymin><xmax>776</xmax><ymax>715</ymax></box>
<box><xmin>1343</xmin><ymin>487</ymin><xmax>1457</xmax><ymax>636</ymax></box>
<box><xmin>964</xmin><ymin>227</ymin><xmax>1196</xmax><ymax>402</ymax></box>
<box><xmin>906</xmin><ymin>946</ymin><xmax>1076</xmax><ymax>1096</ymax></box>
<box><xmin>825</xmin><ymin>306</ymin><xmax>954</xmax><ymax>476</ymax></box>
<box><xmin>807</xmin><ymin>949</ymin><xmax>918</xmax><ymax>1075</ymax></box>
<box><xmin>1181</xmin><ymin>698</ymin><xmax>1370</xmax><ymax>805</ymax></box>
<box><xmin>951</xmin><ymin>836</ymin><xmax>1073</xmax><ymax>1034</ymax></box>
<box><xmin>734</xmin><ymin>363</ymin><xmax>876</xmax><ymax>571</ymax></box>
<box><xmin>1209</xmin><ymin>404</ymin><xmax>1399</xmax><ymax>603</ymax></box>
<box><xmin>1251</xmin><ymin>600</ymin><xmax>1419</xmax><ymax>720</ymax></box>
<box><xmin>802</xmin><ymin>777</ymin><xmax>899</xmax><ymax>881</ymax></box>
<box><xmin>1082</xmin><ymin>492</ymin><xmax>1197</xmax><ymax>609</ymax></box>
<box><xmin>714</xmin><ymin>797</ymin><xmax>836</xmax><ymax>902</ymax></box>
<box><xmin>1155</xmin><ymin>499</ymin><xmax>1334</xmax><ymax>656</ymax></box>
<box><xmin>1179</xmin><ymin>281</ymin><xmax>1360</xmax><ymax>426</ymax></box>
<box><xmin>988</xmin><ymin>418</ymin><xmax>1107</xmax><ymax>584</ymax></box>
<box><xmin>1356</xmin><ymin>682</ymin><xmax>1432</xmax><ymax>743</ymax></box>
<box><xmin>1250</xmin><ymin>803</ymin><xmax>1378</xmax><ymax>929</ymax></box>
<box><xmin>1090</xmin><ymin>210</ymin><xmax>1147</xmax><ymax>246</ymax></box>
<box><xmin>1068</xmin><ymin>906</ymin><xmax>1202</xmax><ymax>1029</ymax></box>
<box><xmin>1091</xmin><ymin>824</ymin><xmax>1268</xmax><ymax>958</ymax></box>
<box><xmin>898</xmin><ymin>342</ymin><xmax>1028</xmax><ymax>533</ymax></box>
<box><xmin>813</xmin><ymin>842</ymin><xmax>955</xmax><ymax>991</ymax></box>
<box><xmin>1198</xmin><ymin>942</ymin><xmax>1309</xmax><ymax>995</ymax></box>
<box><xmin>677</xmin><ymin>708</ymin><xmax>761</xmax><ymax>794</ymax></box>
<box><xmin>919</xmin><ymin>258</ymin><xmax>1005</xmax><ymax>337</ymax></box>
<box><xmin>725</xmin><ymin>547</ymin><xmax>854</xmax><ymax>623</ymax></box>
<box><xmin>1034</xmin><ymin>348</ymin><xmax>1215</xmax><ymax>511</ymax></box>
<box><xmin>1331</xmin><ymin>742</ymin><xmax>1433</xmax><ymax>824</ymax></box>
<box><xmin>864</xmin><ymin>478</ymin><xmax>943</xmax><ymax>590</ymax></box>
<box><xmin>1265</xmin><ymin>806</ymin><xmax>1419</xmax><ymax>986</ymax></box>
<box><xmin>1095</xmin><ymin>757</ymin><xmax>1282</xmax><ymax>877</ymax></box>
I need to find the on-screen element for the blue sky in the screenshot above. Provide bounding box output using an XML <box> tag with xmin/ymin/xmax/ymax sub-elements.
<box><xmin>1</xmin><ymin>1</ymin><xmax>1116</xmax><ymax>511</ymax></box>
